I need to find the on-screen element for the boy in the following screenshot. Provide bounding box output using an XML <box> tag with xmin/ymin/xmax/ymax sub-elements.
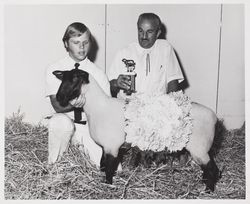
<box><xmin>45</xmin><ymin>22</ymin><xmax>110</xmax><ymax>166</ymax></box>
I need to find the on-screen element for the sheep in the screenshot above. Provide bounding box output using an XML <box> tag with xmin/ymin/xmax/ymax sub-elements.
<box><xmin>53</xmin><ymin>68</ymin><xmax>220</xmax><ymax>191</ymax></box>
<box><xmin>53</xmin><ymin>69</ymin><xmax>125</xmax><ymax>184</ymax></box>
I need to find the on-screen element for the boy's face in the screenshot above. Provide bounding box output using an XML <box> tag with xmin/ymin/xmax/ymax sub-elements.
<box><xmin>64</xmin><ymin>31</ymin><xmax>91</xmax><ymax>62</ymax></box>
<box><xmin>137</xmin><ymin>18</ymin><xmax>161</xmax><ymax>49</ymax></box>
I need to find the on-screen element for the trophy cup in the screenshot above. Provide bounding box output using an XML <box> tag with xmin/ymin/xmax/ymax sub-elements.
<box><xmin>122</xmin><ymin>58</ymin><xmax>136</xmax><ymax>95</ymax></box>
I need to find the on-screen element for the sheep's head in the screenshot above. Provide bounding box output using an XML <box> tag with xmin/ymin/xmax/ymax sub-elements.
<box><xmin>53</xmin><ymin>69</ymin><xmax>89</xmax><ymax>107</ymax></box>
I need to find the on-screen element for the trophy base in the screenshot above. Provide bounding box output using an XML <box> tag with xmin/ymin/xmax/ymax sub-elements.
<box><xmin>124</xmin><ymin>90</ymin><xmax>136</xmax><ymax>96</ymax></box>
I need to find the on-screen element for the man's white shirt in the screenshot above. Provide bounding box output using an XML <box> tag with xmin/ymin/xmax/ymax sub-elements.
<box><xmin>107</xmin><ymin>39</ymin><xmax>184</xmax><ymax>98</ymax></box>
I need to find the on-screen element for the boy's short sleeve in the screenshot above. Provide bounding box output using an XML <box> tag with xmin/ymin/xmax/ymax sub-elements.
<box><xmin>45</xmin><ymin>65</ymin><xmax>61</xmax><ymax>97</ymax></box>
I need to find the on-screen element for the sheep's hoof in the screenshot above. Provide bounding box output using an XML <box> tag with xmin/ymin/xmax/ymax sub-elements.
<box><xmin>105</xmin><ymin>177</ymin><xmax>113</xmax><ymax>185</ymax></box>
<box><xmin>100</xmin><ymin>175</ymin><xmax>113</xmax><ymax>185</ymax></box>
<box><xmin>204</xmin><ymin>181</ymin><xmax>215</xmax><ymax>193</ymax></box>
<box><xmin>204</xmin><ymin>188</ymin><xmax>212</xmax><ymax>194</ymax></box>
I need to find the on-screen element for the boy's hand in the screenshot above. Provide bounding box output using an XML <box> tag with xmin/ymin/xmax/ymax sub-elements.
<box><xmin>69</xmin><ymin>93</ymin><xmax>86</xmax><ymax>108</ymax></box>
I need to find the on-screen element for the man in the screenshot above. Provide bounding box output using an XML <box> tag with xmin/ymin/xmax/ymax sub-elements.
<box><xmin>45</xmin><ymin>22</ymin><xmax>110</xmax><ymax>166</ymax></box>
<box><xmin>107</xmin><ymin>13</ymin><xmax>186</xmax><ymax>166</ymax></box>
<box><xmin>107</xmin><ymin>13</ymin><xmax>184</xmax><ymax>98</ymax></box>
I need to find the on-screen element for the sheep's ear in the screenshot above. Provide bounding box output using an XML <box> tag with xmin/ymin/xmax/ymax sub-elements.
<box><xmin>53</xmin><ymin>70</ymin><xmax>64</xmax><ymax>80</ymax></box>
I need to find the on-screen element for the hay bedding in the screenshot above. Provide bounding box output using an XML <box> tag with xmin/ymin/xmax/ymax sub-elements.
<box><xmin>5</xmin><ymin>111</ymin><xmax>245</xmax><ymax>199</ymax></box>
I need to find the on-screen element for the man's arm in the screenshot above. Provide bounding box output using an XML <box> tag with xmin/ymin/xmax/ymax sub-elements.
<box><xmin>110</xmin><ymin>79</ymin><xmax>120</xmax><ymax>98</ymax></box>
<box><xmin>167</xmin><ymin>79</ymin><xmax>179</xmax><ymax>94</ymax></box>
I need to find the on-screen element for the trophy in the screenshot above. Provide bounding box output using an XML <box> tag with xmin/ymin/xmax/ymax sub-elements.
<box><xmin>122</xmin><ymin>58</ymin><xmax>137</xmax><ymax>95</ymax></box>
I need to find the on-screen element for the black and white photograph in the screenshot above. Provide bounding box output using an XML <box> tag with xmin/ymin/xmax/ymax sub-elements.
<box><xmin>1</xmin><ymin>0</ymin><xmax>248</xmax><ymax>201</ymax></box>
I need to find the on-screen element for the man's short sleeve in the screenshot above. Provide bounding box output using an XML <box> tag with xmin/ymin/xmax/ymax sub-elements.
<box><xmin>166</xmin><ymin>47</ymin><xmax>184</xmax><ymax>84</ymax></box>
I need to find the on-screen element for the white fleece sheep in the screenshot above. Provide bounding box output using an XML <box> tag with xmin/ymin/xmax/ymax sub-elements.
<box><xmin>54</xmin><ymin>69</ymin><xmax>220</xmax><ymax>191</ymax></box>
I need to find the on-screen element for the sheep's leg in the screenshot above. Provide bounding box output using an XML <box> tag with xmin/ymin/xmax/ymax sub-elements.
<box><xmin>153</xmin><ymin>151</ymin><xmax>167</xmax><ymax>166</ymax></box>
<box><xmin>201</xmin><ymin>156</ymin><xmax>220</xmax><ymax>192</ymax></box>
<box><xmin>188</xmin><ymin>149</ymin><xmax>220</xmax><ymax>192</ymax></box>
<box><xmin>129</xmin><ymin>146</ymin><xmax>141</xmax><ymax>167</ymax></box>
<box><xmin>186</xmin><ymin>102</ymin><xmax>219</xmax><ymax>191</ymax></box>
<box><xmin>100</xmin><ymin>149</ymin><xmax>106</xmax><ymax>172</ymax></box>
<box><xmin>141</xmin><ymin>150</ymin><xmax>154</xmax><ymax>168</ymax></box>
<box><xmin>104</xmin><ymin>153</ymin><xmax>119</xmax><ymax>184</ymax></box>
<box><xmin>186</xmin><ymin>136</ymin><xmax>219</xmax><ymax>192</ymax></box>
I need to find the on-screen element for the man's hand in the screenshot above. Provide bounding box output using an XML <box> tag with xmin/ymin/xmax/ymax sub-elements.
<box><xmin>69</xmin><ymin>93</ymin><xmax>86</xmax><ymax>108</ymax></box>
<box><xmin>110</xmin><ymin>74</ymin><xmax>132</xmax><ymax>97</ymax></box>
<box><xmin>116</xmin><ymin>74</ymin><xmax>131</xmax><ymax>90</ymax></box>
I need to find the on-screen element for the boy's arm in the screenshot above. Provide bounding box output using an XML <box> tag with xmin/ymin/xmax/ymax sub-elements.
<box><xmin>49</xmin><ymin>95</ymin><xmax>74</xmax><ymax>113</ymax></box>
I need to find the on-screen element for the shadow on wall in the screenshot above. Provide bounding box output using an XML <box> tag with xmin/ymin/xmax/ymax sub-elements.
<box><xmin>158</xmin><ymin>22</ymin><xmax>167</xmax><ymax>40</ymax></box>
<box><xmin>88</xmin><ymin>35</ymin><xmax>99</xmax><ymax>62</ymax></box>
<box><xmin>175</xmin><ymin>51</ymin><xmax>189</xmax><ymax>91</ymax></box>
<box><xmin>159</xmin><ymin>23</ymin><xmax>189</xmax><ymax>91</ymax></box>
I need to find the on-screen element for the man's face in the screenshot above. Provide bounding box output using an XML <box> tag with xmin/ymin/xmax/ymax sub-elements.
<box><xmin>137</xmin><ymin>18</ymin><xmax>161</xmax><ymax>49</ymax></box>
<box><xmin>64</xmin><ymin>31</ymin><xmax>91</xmax><ymax>62</ymax></box>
